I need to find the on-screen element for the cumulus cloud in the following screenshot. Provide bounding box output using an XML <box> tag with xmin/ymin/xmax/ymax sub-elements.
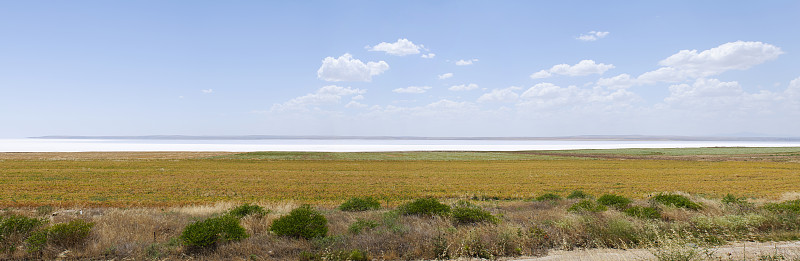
<box><xmin>455</xmin><ymin>59</ymin><xmax>478</xmax><ymax>66</ymax></box>
<box><xmin>576</xmin><ymin>31</ymin><xmax>609</xmax><ymax>41</ymax></box>
<box><xmin>393</xmin><ymin>86</ymin><xmax>431</xmax><ymax>94</ymax></box>
<box><xmin>518</xmin><ymin>82</ymin><xmax>640</xmax><ymax>110</ymax></box>
<box><xmin>595</xmin><ymin>74</ymin><xmax>635</xmax><ymax>90</ymax></box>
<box><xmin>448</xmin><ymin>83</ymin><xmax>479</xmax><ymax>91</ymax></box>
<box><xmin>477</xmin><ymin>87</ymin><xmax>522</xmax><ymax>103</ymax></box>
<box><xmin>638</xmin><ymin>41</ymin><xmax>783</xmax><ymax>84</ymax></box>
<box><xmin>531</xmin><ymin>60</ymin><xmax>615</xmax><ymax>79</ymax></box>
<box><xmin>663</xmin><ymin>78</ymin><xmax>783</xmax><ymax>114</ymax></box>
<box><xmin>317</xmin><ymin>53</ymin><xmax>389</xmax><ymax>82</ymax></box>
<box><xmin>421</xmin><ymin>53</ymin><xmax>436</xmax><ymax>59</ymax></box>
<box><xmin>271</xmin><ymin>85</ymin><xmax>366</xmax><ymax>112</ymax></box>
<box><xmin>438</xmin><ymin>73</ymin><xmax>454</xmax><ymax>80</ymax></box>
<box><xmin>368</xmin><ymin>38</ymin><xmax>423</xmax><ymax>56</ymax></box>
<box><xmin>345</xmin><ymin>101</ymin><xmax>368</xmax><ymax>108</ymax></box>
<box><xmin>201</xmin><ymin>89</ymin><xmax>213</xmax><ymax>93</ymax></box>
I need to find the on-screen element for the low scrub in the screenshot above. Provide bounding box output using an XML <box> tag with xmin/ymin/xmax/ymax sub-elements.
<box><xmin>566</xmin><ymin>190</ymin><xmax>592</xmax><ymax>199</ymax></box>
<box><xmin>347</xmin><ymin>218</ymin><xmax>378</xmax><ymax>234</ymax></box>
<box><xmin>567</xmin><ymin>199</ymin><xmax>607</xmax><ymax>213</ymax></box>
<box><xmin>451</xmin><ymin>201</ymin><xmax>498</xmax><ymax>225</ymax></box>
<box><xmin>597</xmin><ymin>194</ymin><xmax>632</xmax><ymax>210</ymax></box>
<box><xmin>764</xmin><ymin>199</ymin><xmax>800</xmax><ymax>214</ymax></box>
<box><xmin>338</xmin><ymin>197</ymin><xmax>381</xmax><ymax>212</ymax></box>
<box><xmin>270</xmin><ymin>205</ymin><xmax>328</xmax><ymax>239</ymax></box>
<box><xmin>624</xmin><ymin>206</ymin><xmax>661</xmax><ymax>219</ymax></box>
<box><xmin>535</xmin><ymin>193</ymin><xmax>562</xmax><ymax>201</ymax></box>
<box><xmin>652</xmin><ymin>194</ymin><xmax>702</xmax><ymax>210</ymax></box>
<box><xmin>0</xmin><ymin>214</ymin><xmax>46</xmax><ymax>253</ymax></box>
<box><xmin>397</xmin><ymin>198</ymin><xmax>451</xmax><ymax>216</ymax></box>
<box><xmin>25</xmin><ymin>219</ymin><xmax>94</xmax><ymax>253</ymax></box>
<box><xmin>227</xmin><ymin>203</ymin><xmax>268</xmax><ymax>218</ymax></box>
<box><xmin>180</xmin><ymin>215</ymin><xmax>248</xmax><ymax>250</ymax></box>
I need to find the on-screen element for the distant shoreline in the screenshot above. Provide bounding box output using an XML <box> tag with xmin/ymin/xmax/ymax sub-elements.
<box><xmin>29</xmin><ymin>135</ymin><xmax>800</xmax><ymax>142</ymax></box>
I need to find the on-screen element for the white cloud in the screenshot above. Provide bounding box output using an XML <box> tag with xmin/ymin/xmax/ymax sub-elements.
<box><xmin>421</xmin><ymin>53</ymin><xmax>436</xmax><ymax>59</ymax></box>
<box><xmin>393</xmin><ymin>86</ymin><xmax>431</xmax><ymax>94</ymax></box>
<box><xmin>345</xmin><ymin>101</ymin><xmax>368</xmax><ymax>108</ymax></box>
<box><xmin>477</xmin><ymin>87</ymin><xmax>522</xmax><ymax>103</ymax></box>
<box><xmin>438</xmin><ymin>73</ymin><xmax>454</xmax><ymax>80</ymax></box>
<box><xmin>663</xmin><ymin>78</ymin><xmax>783</xmax><ymax>114</ymax></box>
<box><xmin>201</xmin><ymin>89</ymin><xmax>213</xmax><ymax>93</ymax></box>
<box><xmin>368</xmin><ymin>38</ymin><xmax>422</xmax><ymax>56</ymax></box>
<box><xmin>531</xmin><ymin>60</ymin><xmax>614</xmax><ymax>79</ymax></box>
<box><xmin>317</xmin><ymin>53</ymin><xmax>389</xmax><ymax>82</ymax></box>
<box><xmin>448</xmin><ymin>83</ymin><xmax>479</xmax><ymax>91</ymax></box>
<box><xmin>577</xmin><ymin>31</ymin><xmax>610</xmax><ymax>41</ymax></box>
<box><xmin>595</xmin><ymin>74</ymin><xmax>635</xmax><ymax>90</ymax></box>
<box><xmin>271</xmin><ymin>85</ymin><xmax>366</xmax><ymax>112</ymax></box>
<box><xmin>519</xmin><ymin>82</ymin><xmax>640</xmax><ymax>110</ymax></box>
<box><xmin>455</xmin><ymin>59</ymin><xmax>478</xmax><ymax>66</ymax></box>
<box><xmin>638</xmin><ymin>41</ymin><xmax>783</xmax><ymax>84</ymax></box>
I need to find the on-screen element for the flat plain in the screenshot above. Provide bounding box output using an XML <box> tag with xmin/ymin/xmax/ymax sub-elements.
<box><xmin>2</xmin><ymin>147</ymin><xmax>800</xmax><ymax>207</ymax></box>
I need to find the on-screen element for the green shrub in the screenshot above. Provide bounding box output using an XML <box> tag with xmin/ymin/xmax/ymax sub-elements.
<box><xmin>597</xmin><ymin>194</ymin><xmax>632</xmax><ymax>210</ymax></box>
<box><xmin>397</xmin><ymin>198</ymin><xmax>451</xmax><ymax>216</ymax></box>
<box><xmin>567</xmin><ymin>199</ymin><xmax>607</xmax><ymax>213</ymax></box>
<box><xmin>764</xmin><ymin>199</ymin><xmax>800</xmax><ymax>214</ymax></box>
<box><xmin>47</xmin><ymin>219</ymin><xmax>94</xmax><ymax>248</ymax></box>
<box><xmin>35</xmin><ymin>206</ymin><xmax>54</xmax><ymax>216</ymax></box>
<box><xmin>451</xmin><ymin>201</ymin><xmax>498</xmax><ymax>225</ymax></box>
<box><xmin>567</xmin><ymin>190</ymin><xmax>592</xmax><ymax>199</ymax></box>
<box><xmin>348</xmin><ymin>218</ymin><xmax>379</xmax><ymax>234</ymax></box>
<box><xmin>338</xmin><ymin>197</ymin><xmax>381</xmax><ymax>212</ymax></box>
<box><xmin>228</xmin><ymin>203</ymin><xmax>268</xmax><ymax>218</ymax></box>
<box><xmin>24</xmin><ymin>230</ymin><xmax>47</xmax><ymax>253</ymax></box>
<box><xmin>535</xmin><ymin>193</ymin><xmax>562</xmax><ymax>201</ymax></box>
<box><xmin>180</xmin><ymin>215</ymin><xmax>248</xmax><ymax>250</ymax></box>
<box><xmin>624</xmin><ymin>206</ymin><xmax>661</xmax><ymax>219</ymax></box>
<box><xmin>0</xmin><ymin>214</ymin><xmax>46</xmax><ymax>253</ymax></box>
<box><xmin>652</xmin><ymin>194</ymin><xmax>701</xmax><ymax>210</ymax></box>
<box><xmin>270</xmin><ymin>205</ymin><xmax>328</xmax><ymax>239</ymax></box>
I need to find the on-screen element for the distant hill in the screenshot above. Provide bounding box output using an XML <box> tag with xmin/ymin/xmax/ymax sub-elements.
<box><xmin>30</xmin><ymin>135</ymin><xmax>800</xmax><ymax>141</ymax></box>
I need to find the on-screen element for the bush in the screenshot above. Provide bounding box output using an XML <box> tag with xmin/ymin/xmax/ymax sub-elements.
<box><xmin>597</xmin><ymin>194</ymin><xmax>632</xmax><ymax>210</ymax></box>
<box><xmin>567</xmin><ymin>199</ymin><xmax>607</xmax><ymax>213</ymax></box>
<box><xmin>451</xmin><ymin>201</ymin><xmax>498</xmax><ymax>225</ymax></box>
<box><xmin>46</xmin><ymin>219</ymin><xmax>94</xmax><ymax>248</ymax></box>
<box><xmin>180</xmin><ymin>215</ymin><xmax>248</xmax><ymax>250</ymax></box>
<box><xmin>270</xmin><ymin>205</ymin><xmax>328</xmax><ymax>239</ymax></box>
<box><xmin>764</xmin><ymin>199</ymin><xmax>800</xmax><ymax>214</ymax></box>
<box><xmin>338</xmin><ymin>197</ymin><xmax>381</xmax><ymax>212</ymax></box>
<box><xmin>567</xmin><ymin>190</ymin><xmax>592</xmax><ymax>199</ymax></box>
<box><xmin>0</xmin><ymin>214</ymin><xmax>46</xmax><ymax>253</ymax></box>
<box><xmin>228</xmin><ymin>203</ymin><xmax>268</xmax><ymax>218</ymax></box>
<box><xmin>397</xmin><ymin>198</ymin><xmax>451</xmax><ymax>216</ymax></box>
<box><xmin>535</xmin><ymin>193</ymin><xmax>562</xmax><ymax>201</ymax></box>
<box><xmin>652</xmin><ymin>194</ymin><xmax>701</xmax><ymax>210</ymax></box>
<box><xmin>624</xmin><ymin>206</ymin><xmax>661</xmax><ymax>219</ymax></box>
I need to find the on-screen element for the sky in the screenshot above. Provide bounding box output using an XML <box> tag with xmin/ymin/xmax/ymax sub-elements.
<box><xmin>1</xmin><ymin>1</ymin><xmax>799</xmax><ymax>138</ymax></box>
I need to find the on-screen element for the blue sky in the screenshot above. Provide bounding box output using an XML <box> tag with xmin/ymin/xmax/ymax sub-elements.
<box><xmin>1</xmin><ymin>1</ymin><xmax>799</xmax><ymax>138</ymax></box>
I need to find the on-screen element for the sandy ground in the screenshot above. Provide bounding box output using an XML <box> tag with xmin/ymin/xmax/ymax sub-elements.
<box><xmin>510</xmin><ymin>241</ymin><xmax>800</xmax><ymax>261</ymax></box>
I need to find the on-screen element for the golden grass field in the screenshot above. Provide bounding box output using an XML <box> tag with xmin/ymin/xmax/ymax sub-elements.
<box><xmin>2</xmin><ymin>149</ymin><xmax>800</xmax><ymax>207</ymax></box>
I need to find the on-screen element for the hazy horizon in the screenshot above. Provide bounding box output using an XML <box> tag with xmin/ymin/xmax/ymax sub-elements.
<box><xmin>2</xmin><ymin>1</ymin><xmax>799</xmax><ymax>138</ymax></box>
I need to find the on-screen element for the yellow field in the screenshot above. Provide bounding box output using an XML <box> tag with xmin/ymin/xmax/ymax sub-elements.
<box><xmin>2</xmin><ymin>151</ymin><xmax>799</xmax><ymax>207</ymax></box>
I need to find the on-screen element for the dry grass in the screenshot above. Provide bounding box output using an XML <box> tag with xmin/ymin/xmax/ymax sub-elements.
<box><xmin>2</xmin><ymin>195</ymin><xmax>800</xmax><ymax>260</ymax></box>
